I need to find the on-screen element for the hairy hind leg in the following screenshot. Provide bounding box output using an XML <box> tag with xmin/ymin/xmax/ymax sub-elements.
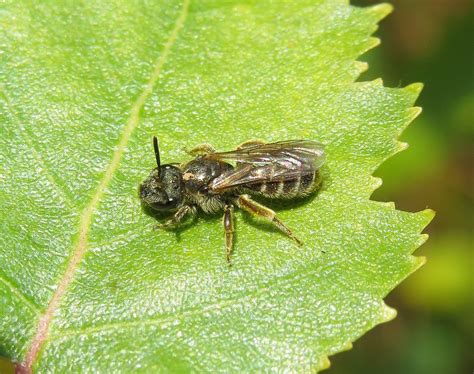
<box><xmin>236</xmin><ymin>195</ymin><xmax>302</xmax><ymax>246</ymax></box>
<box><xmin>223</xmin><ymin>204</ymin><xmax>234</xmax><ymax>265</ymax></box>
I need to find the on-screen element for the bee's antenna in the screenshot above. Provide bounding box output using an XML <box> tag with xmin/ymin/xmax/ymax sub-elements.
<box><xmin>153</xmin><ymin>136</ymin><xmax>161</xmax><ymax>170</ymax></box>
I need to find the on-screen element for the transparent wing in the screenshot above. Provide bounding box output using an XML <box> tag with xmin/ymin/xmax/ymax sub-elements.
<box><xmin>208</xmin><ymin>140</ymin><xmax>325</xmax><ymax>192</ymax></box>
<box><xmin>205</xmin><ymin>140</ymin><xmax>325</xmax><ymax>167</ymax></box>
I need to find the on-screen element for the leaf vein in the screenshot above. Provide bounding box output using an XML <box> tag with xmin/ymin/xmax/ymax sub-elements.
<box><xmin>0</xmin><ymin>274</ymin><xmax>40</xmax><ymax>313</ymax></box>
<box><xmin>0</xmin><ymin>89</ymin><xmax>75</xmax><ymax>209</ymax></box>
<box><xmin>20</xmin><ymin>1</ymin><xmax>191</xmax><ymax>371</ymax></box>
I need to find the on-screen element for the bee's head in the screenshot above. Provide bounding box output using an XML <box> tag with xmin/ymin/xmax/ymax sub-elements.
<box><xmin>139</xmin><ymin>137</ymin><xmax>183</xmax><ymax>211</ymax></box>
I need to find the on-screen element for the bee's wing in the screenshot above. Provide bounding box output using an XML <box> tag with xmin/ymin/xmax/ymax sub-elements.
<box><xmin>207</xmin><ymin>140</ymin><xmax>325</xmax><ymax>192</ymax></box>
<box><xmin>205</xmin><ymin>140</ymin><xmax>325</xmax><ymax>167</ymax></box>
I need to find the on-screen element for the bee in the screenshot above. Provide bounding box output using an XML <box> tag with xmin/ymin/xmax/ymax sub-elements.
<box><xmin>139</xmin><ymin>137</ymin><xmax>325</xmax><ymax>264</ymax></box>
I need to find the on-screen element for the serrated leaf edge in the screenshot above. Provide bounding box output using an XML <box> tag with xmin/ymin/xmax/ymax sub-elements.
<box><xmin>315</xmin><ymin>4</ymin><xmax>433</xmax><ymax>369</ymax></box>
<box><xmin>6</xmin><ymin>2</ymin><xmax>434</xmax><ymax>372</ymax></box>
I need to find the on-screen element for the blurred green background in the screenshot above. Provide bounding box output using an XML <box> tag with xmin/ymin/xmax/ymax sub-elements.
<box><xmin>331</xmin><ymin>0</ymin><xmax>473</xmax><ymax>373</ymax></box>
<box><xmin>1</xmin><ymin>1</ymin><xmax>472</xmax><ymax>373</ymax></box>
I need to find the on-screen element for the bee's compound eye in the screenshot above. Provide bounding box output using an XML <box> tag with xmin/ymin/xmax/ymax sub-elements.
<box><xmin>139</xmin><ymin>184</ymin><xmax>147</xmax><ymax>198</ymax></box>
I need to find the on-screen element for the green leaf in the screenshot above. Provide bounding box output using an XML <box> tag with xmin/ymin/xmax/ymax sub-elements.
<box><xmin>0</xmin><ymin>1</ymin><xmax>433</xmax><ymax>372</ymax></box>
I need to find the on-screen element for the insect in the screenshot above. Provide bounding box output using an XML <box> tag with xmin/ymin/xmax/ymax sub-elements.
<box><xmin>139</xmin><ymin>137</ymin><xmax>325</xmax><ymax>264</ymax></box>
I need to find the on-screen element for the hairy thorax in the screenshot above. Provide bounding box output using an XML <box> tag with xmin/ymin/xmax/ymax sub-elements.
<box><xmin>182</xmin><ymin>158</ymin><xmax>234</xmax><ymax>214</ymax></box>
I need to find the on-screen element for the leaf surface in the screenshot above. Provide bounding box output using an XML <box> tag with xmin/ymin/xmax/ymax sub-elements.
<box><xmin>0</xmin><ymin>1</ymin><xmax>433</xmax><ymax>372</ymax></box>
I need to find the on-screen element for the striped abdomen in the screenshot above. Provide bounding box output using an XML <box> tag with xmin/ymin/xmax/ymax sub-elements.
<box><xmin>246</xmin><ymin>170</ymin><xmax>320</xmax><ymax>199</ymax></box>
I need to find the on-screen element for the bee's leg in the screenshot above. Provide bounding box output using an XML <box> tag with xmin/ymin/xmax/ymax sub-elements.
<box><xmin>154</xmin><ymin>205</ymin><xmax>196</xmax><ymax>230</ymax></box>
<box><xmin>236</xmin><ymin>195</ymin><xmax>303</xmax><ymax>246</ymax></box>
<box><xmin>185</xmin><ymin>143</ymin><xmax>216</xmax><ymax>156</ymax></box>
<box><xmin>237</xmin><ymin>140</ymin><xmax>265</xmax><ymax>150</ymax></box>
<box><xmin>223</xmin><ymin>204</ymin><xmax>235</xmax><ymax>265</ymax></box>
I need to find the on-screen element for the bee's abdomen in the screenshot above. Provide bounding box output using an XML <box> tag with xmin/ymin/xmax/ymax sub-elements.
<box><xmin>247</xmin><ymin>170</ymin><xmax>320</xmax><ymax>198</ymax></box>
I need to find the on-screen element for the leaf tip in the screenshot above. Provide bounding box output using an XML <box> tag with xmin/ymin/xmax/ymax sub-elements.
<box><xmin>380</xmin><ymin>303</ymin><xmax>397</xmax><ymax>323</ymax></box>
<box><xmin>354</xmin><ymin>61</ymin><xmax>369</xmax><ymax>74</ymax></box>
<box><xmin>418</xmin><ymin>233</ymin><xmax>430</xmax><ymax>247</ymax></box>
<box><xmin>370</xmin><ymin>77</ymin><xmax>384</xmax><ymax>87</ymax></box>
<box><xmin>367</xmin><ymin>3</ymin><xmax>394</xmax><ymax>20</ymax></box>
<box><xmin>320</xmin><ymin>356</ymin><xmax>331</xmax><ymax>370</ymax></box>
<box><xmin>368</xmin><ymin>37</ymin><xmax>381</xmax><ymax>50</ymax></box>
<box><xmin>404</xmin><ymin>82</ymin><xmax>424</xmax><ymax>96</ymax></box>
<box><xmin>320</xmin><ymin>341</ymin><xmax>352</xmax><ymax>372</ymax></box>
<box><xmin>410</xmin><ymin>209</ymin><xmax>435</xmax><ymax>249</ymax></box>
<box><xmin>416</xmin><ymin>209</ymin><xmax>436</xmax><ymax>236</ymax></box>
<box><xmin>422</xmin><ymin>208</ymin><xmax>436</xmax><ymax>222</ymax></box>
<box><xmin>371</xmin><ymin>176</ymin><xmax>383</xmax><ymax>190</ymax></box>
<box><xmin>407</xmin><ymin>106</ymin><xmax>423</xmax><ymax>122</ymax></box>
<box><xmin>342</xmin><ymin>341</ymin><xmax>354</xmax><ymax>351</ymax></box>
<box><xmin>411</xmin><ymin>255</ymin><xmax>427</xmax><ymax>271</ymax></box>
<box><xmin>398</xmin><ymin>141</ymin><xmax>409</xmax><ymax>151</ymax></box>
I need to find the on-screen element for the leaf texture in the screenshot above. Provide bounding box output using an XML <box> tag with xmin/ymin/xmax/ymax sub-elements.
<box><xmin>0</xmin><ymin>0</ymin><xmax>433</xmax><ymax>372</ymax></box>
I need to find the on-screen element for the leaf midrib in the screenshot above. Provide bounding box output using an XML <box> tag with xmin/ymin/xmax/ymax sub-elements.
<box><xmin>19</xmin><ymin>1</ymin><xmax>191</xmax><ymax>371</ymax></box>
